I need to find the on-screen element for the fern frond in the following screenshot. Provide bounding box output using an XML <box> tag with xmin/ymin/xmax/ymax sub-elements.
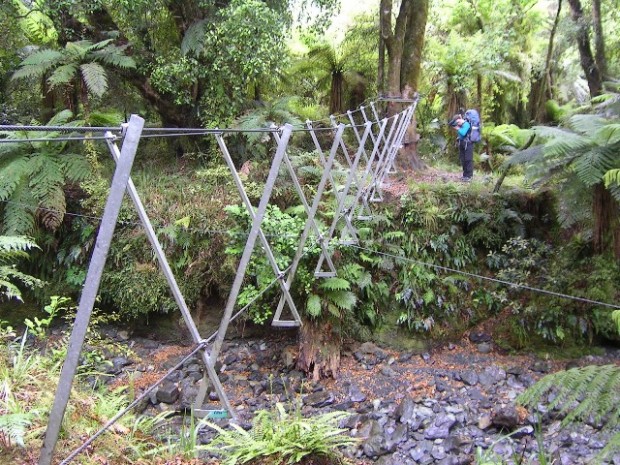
<box><xmin>318</xmin><ymin>277</ymin><xmax>350</xmax><ymax>291</ymax></box>
<box><xmin>65</xmin><ymin>40</ymin><xmax>92</xmax><ymax>60</ymax></box>
<box><xmin>0</xmin><ymin>411</ymin><xmax>35</xmax><ymax>447</ymax></box>
<box><xmin>86</xmin><ymin>111</ymin><xmax>123</xmax><ymax>127</ymax></box>
<box><xmin>517</xmin><ymin>365</ymin><xmax>620</xmax><ymax>431</ymax></box>
<box><xmin>47</xmin><ymin>63</ymin><xmax>78</xmax><ymax>89</ymax></box>
<box><xmin>92</xmin><ymin>45</ymin><xmax>136</xmax><ymax>69</ymax></box>
<box><xmin>2</xmin><ymin>186</ymin><xmax>36</xmax><ymax>235</ymax></box>
<box><xmin>28</xmin><ymin>155</ymin><xmax>64</xmax><ymax>201</ymax></box>
<box><xmin>573</xmin><ymin>145</ymin><xmax>620</xmax><ymax>187</ymax></box>
<box><xmin>604</xmin><ymin>169</ymin><xmax>620</xmax><ymax>187</ymax></box>
<box><xmin>0</xmin><ymin>157</ymin><xmax>30</xmax><ymax>201</ymax></box>
<box><xmin>599</xmin><ymin>432</ymin><xmax>620</xmax><ymax>464</ymax></box>
<box><xmin>182</xmin><ymin>19</ymin><xmax>208</xmax><ymax>56</ymax></box>
<box><xmin>0</xmin><ymin>268</ymin><xmax>44</xmax><ymax>300</ymax></box>
<box><xmin>567</xmin><ymin>114</ymin><xmax>609</xmax><ymax>136</ymax></box>
<box><xmin>593</xmin><ymin>123</ymin><xmax>620</xmax><ymax>146</ymax></box>
<box><xmin>80</xmin><ymin>63</ymin><xmax>108</xmax><ymax>97</ymax></box>
<box><xmin>86</xmin><ymin>38</ymin><xmax>113</xmax><ymax>51</ymax></box>
<box><xmin>12</xmin><ymin>49</ymin><xmax>63</xmax><ymax>78</ymax></box>
<box><xmin>608</xmin><ymin>182</ymin><xmax>620</xmax><ymax>203</ymax></box>
<box><xmin>542</xmin><ymin>136</ymin><xmax>592</xmax><ymax>162</ymax></box>
<box><xmin>328</xmin><ymin>290</ymin><xmax>357</xmax><ymax>311</ymax></box>
<box><xmin>47</xmin><ymin>109</ymin><xmax>74</xmax><ymax>127</ymax></box>
<box><xmin>532</xmin><ymin>125</ymin><xmax>575</xmax><ymax>140</ymax></box>
<box><xmin>306</xmin><ymin>294</ymin><xmax>321</xmax><ymax>317</ymax></box>
<box><xmin>62</xmin><ymin>153</ymin><xmax>92</xmax><ymax>182</ymax></box>
<box><xmin>0</xmin><ymin>236</ymin><xmax>38</xmax><ymax>253</ymax></box>
<box><xmin>503</xmin><ymin>145</ymin><xmax>544</xmax><ymax>167</ymax></box>
<box><xmin>0</xmin><ymin>276</ymin><xmax>23</xmax><ymax>301</ymax></box>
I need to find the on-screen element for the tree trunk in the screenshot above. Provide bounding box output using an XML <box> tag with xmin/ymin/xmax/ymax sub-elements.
<box><xmin>531</xmin><ymin>0</ymin><xmax>562</xmax><ymax>123</ymax></box>
<box><xmin>566</xmin><ymin>0</ymin><xmax>602</xmax><ymax>98</ymax></box>
<box><xmin>296</xmin><ymin>320</ymin><xmax>341</xmax><ymax>381</ymax></box>
<box><xmin>126</xmin><ymin>73</ymin><xmax>197</xmax><ymax>128</ymax></box>
<box><xmin>380</xmin><ymin>0</ymin><xmax>428</xmax><ymax>171</ymax></box>
<box><xmin>592</xmin><ymin>183</ymin><xmax>620</xmax><ymax>260</ymax></box>
<box><xmin>330</xmin><ymin>72</ymin><xmax>344</xmax><ymax>115</ymax></box>
<box><xmin>400</xmin><ymin>0</ymin><xmax>428</xmax><ymax>92</ymax></box>
<box><xmin>378</xmin><ymin>9</ymin><xmax>386</xmax><ymax>96</ymax></box>
<box><xmin>41</xmin><ymin>75</ymin><xmax>56</xmax><ymax>122</ymax></box>
<box><xmin>446</xmin><ymin>79</ymin><xmax>467</xmax><ymax>120</ymax></box>
<box><xmin>591</xmin><ymin>0</ymin><xmax>608</xmax><ymax>80</ymax></box>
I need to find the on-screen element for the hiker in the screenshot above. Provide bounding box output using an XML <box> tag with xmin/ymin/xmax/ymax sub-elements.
<box><xmin>450</xmin><ymin>114</ymin><xmax>473</xmax><ymax>181</ymax></box>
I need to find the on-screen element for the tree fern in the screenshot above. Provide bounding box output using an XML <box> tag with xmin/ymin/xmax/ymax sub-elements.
<box><xmin>518</xmin><ymin>364</ymin><xmax>620</xmax><ymax>462</ymax></box>
<box><xmin>506</xmin><ymin>111</ymin><xmax>620</xmax><ymax>257</ymax></box>
<box><xmin>0</xmin><ymin>111</ymin><xmax>92</xmax><ymax>235</ymax></box>
<box><xmin>13</xmin><ymin>39</ymin><xmax>135</xmax><ymax>112</ymax></box>
<box><xmin>10</xmin><ymin>49</ymin><xmax>63</xmax><ymax>80</ymax></box>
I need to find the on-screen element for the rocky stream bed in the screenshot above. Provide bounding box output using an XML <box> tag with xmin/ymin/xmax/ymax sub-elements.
<box><xmin>94</xmin><ymin>327</ymin><xmax>620</xmax><ymax>465</ymax></box>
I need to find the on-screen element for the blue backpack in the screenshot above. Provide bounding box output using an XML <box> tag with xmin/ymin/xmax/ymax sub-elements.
<box><xmin>464</xmin><ymin>109</ymin><xmax>481</xmax><ymax>143</ymax></box>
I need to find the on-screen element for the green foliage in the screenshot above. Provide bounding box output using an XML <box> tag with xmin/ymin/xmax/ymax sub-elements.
<box><xmin>518</xmin><ymin>365</ymin><xmax>620</xmax><ymax>461</ymax></box>
<box><xmin>81</xmin><ymin>166</ymin><xmax>238</xmax><ymax>319</ymax></box>
<box><xmin>387</xmin><ymin>184</ymin><xmax>547</xmax><ymax>336</ymax></box>
<box><xmin>23</xmin><ymin>295</ymin><xmax>68</xmax><ymax>339</ymax></box>
<box><xmin>0</xmin><ymin>327</ymin><xmax>159</xmax><ymax>459</ymax></box>
<box><xmin>487</xmin><ymin>124</ymin><xmax>534</xmax><ymax>156</ymax></box>
<box><xmin>225</xmin><ymin>203</ymin><xmax>310</xmax><ymax>324</ymax></box>
<box><xmin>0</xmin><ymin>110</ymin><xmax>92</xmax><ymax>235</ymax></box>
<box><xmin>0</xmin><ymin>236</ymin><xmax>44</xmax><ymax>302</ymax></box>
<box><xmin>0</xmin><ymin>366</ymin><xmax>37</xmax><ymax>449</ymax></box>
<box><xmin>12</xmin><ymin>39</ymin><xmax>136</xmax><ymax>101</ymax></box>
<box><xmin>0</xmin><ymin>331</ymin><xmax>41</xmax><ymax>452</ymax></box>
<box><xmin>506</xmin><ymin>112</ymin><xmax>620</xmax><ymax>230</ymax></box>
<box><xmin>486</xmin><ymin>237</ymin><xmax>620</xmax><ymax>345</ymax></box>
<box><xmin>200</xmin><ymin>401</ymin><xmax>356</xmax><ymax>464</ymax></box>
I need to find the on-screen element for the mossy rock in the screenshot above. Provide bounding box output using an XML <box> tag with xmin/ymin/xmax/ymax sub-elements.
<box><xmin>372</xmin><ymin>311</ymin><xmax>428</xmax><ymax>353</ymax></box>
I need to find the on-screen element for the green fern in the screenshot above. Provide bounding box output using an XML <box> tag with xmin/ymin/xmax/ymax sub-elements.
<box><xmin>181</xmin><ymin>19</ymin><xmax>208</xmax><ymax>56</ymax></box>
<box><xmin>80</xmin><ymin>62</ymin><xmax>108</xmax><ymax>97</ymax></box>
<box><xmin>506</xmin><ymin>111</ymin><xmax>620</xmax><ymax>254</ymax></box>
<box><xmin>200</xmin><ymin>402</ymin><xmax>356</xmax><ymax>464</ymax></box>
<box><xmin>518</xmin><ymin>365</ymin><xmax>620</xmax><ymax>462</ymax></box>
<box><xmin>0</xmin><ymin>236</ymin><xmax>43</xmax><ymax>301</ymax></box>
<box><xmin>0</xmin><ymin>111</ymin><xmax>92</xmax><ymax>235</ymax></box>
<box><xmin>12</xmin><ymin>39</ymin><xmax>135</xmax><ymax>110</ymax></box>
<box><xmin>318</xmin><ymin>277</ymin><xmax>350</xmax><ymax>291</ymax></box>
<box><xmin>0</xmin><ymin>411</ymin><xmax>35</xmax><ymax>449</ymax></box>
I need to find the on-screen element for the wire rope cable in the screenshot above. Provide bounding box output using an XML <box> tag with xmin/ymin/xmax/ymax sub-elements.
<box><xmin>0</xmin><ymin>98</ymin><xmax>409</xmax><ymax>140</ymax></box>
<box><xmin>344</xmin><ymin>243</ymin><xmax>620</xmax><ymax>310</ymax></box>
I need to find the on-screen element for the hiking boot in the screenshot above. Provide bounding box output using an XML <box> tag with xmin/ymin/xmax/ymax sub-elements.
<box><xmin>461</xmin><ymin>176</ymin><xmax>472</xmax><ymax>182</ymax></box>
